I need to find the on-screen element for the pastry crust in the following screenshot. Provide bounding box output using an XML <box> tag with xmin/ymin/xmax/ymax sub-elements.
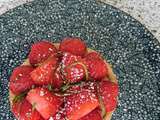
<box><xmin>9</xmin><ymin>43</ymin><xmax>117</xmax><ymax>120</ymax></box>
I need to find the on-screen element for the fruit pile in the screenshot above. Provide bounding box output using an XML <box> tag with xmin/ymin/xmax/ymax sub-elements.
<box><xmin>9</xmin><ymin>37</ymin><xmax>119</xmax><ymax>120</ymax></box>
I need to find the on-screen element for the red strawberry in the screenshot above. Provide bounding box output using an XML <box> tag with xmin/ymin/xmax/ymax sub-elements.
<box><xmin>9</xmin><ymin>66</ymin><xmax>34</xmax><ymax>95</ymax></box>
<box><xmin>61</xmin><ymin>52</ymin><xmax>82</xmax><ymax>67</ymax></box>
<box><xmin>63</xmin><ymin>62</ymin><xmax>87</xmax><ymax>83</ymax></box>
<box><xmin>52</xmin><ymin>67</ymin><xmax>64</xmax><ymax>88</ymax></box>
<box><xmin>86</xmin><ymin>58</ymin><xmax>108</xmax><ymax>80</ymax></box>
<box><xmin>64</xmin><ymin>87</ymin><xmax>99</xmax><ymax>120</ymax></box>
<box><xmin>12</xmin><ymin>98</ymin><xmax>43</xmax><ymax>120</ymax></box>
<box><xmin>99</xmin><ymin>80</ymin><xmax>119</xmax><ymax>112</ymax></box>
<box><xmin>59</xmin><ymin>37</ymin><xmax>87</xmax><ymax>56</ymax></box>
<box><xmin>85</xmin><ymin>52</ymin><xmax>101</xmax><ymax>60</ymax></box>
<box><xmin>30</xmin><ymin>56</ymin><xmax>58</xmax><ymax>85</ymax></box>
<box><xmin>28</xmin><ymin>41</ymin><xmax>57</xmax><ymax>66</ymax></box>
<box><xmin>10</xmin><ymin>66</ymin><xmax>34</xmax><ymax>82</ymax></box>
<box><xmin>26</xmin><ymin>88</ymin><xmax>62</xmax><ymax>120</ymax></box>
<box><xmin>79</xmin><ymin>108</ymin><xmax>102</xmax><ymax>120</ymax></box>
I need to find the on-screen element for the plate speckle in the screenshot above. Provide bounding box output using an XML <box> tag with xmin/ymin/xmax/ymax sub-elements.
<box><xmin>0</xmin><ymin>0</ymin><xmax>160</xmax><ymax>120</ymax></box>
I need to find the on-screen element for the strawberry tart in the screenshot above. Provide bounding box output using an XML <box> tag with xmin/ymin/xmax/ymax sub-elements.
<box><xmin>9</xmin><ymin>37</ymin><xmax>119</xmax><ymax>120</ymax></box>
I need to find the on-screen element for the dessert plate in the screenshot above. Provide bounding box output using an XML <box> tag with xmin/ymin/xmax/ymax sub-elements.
<box><xmin>0</xmin><ymin>0</ymin><xmax>159</xmax><ymax>120</ymax></box>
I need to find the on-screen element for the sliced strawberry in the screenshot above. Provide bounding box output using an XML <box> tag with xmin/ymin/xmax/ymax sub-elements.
<box><xmin>61</xmin><ymin>52</ymin><xmax>82</xmax><ymax>67</ymax></box>
<box><xmin>52</xmin><ymin>67</ymin><xmax>64</xmax><ymax>88</ymax></box>
<box><xmin>86</xmin><ymin>58</ymin><xmax>108</xmax><ymax>80</ymax></box>
<box><xmin>9</xmin><ymin>66</ymin><xmax>34</xmax><ymax>95</ymax></box>
<box><xmin>64</xmin><ymin>87</ymin><xmax>99</xmax><ymax>120</ymax></box>
<box><xmin>99</xmin><ymin>80</ymin><xmax>119</xmax><ymax>112</ymax></box>
<box><xmin>63</xmin><ymin>62</ymin><xmax>87</xmax><ymax>83</ymax></box>
<box><xmin>30</xmin><ymin>56</ymin><xmax>58</xmax><ymax>85</ymax></box>
<box><xmin>85</xmin><ymin>52</ymin><xmax>101</xmax><ymax>60</ymax></box>
<box><xmin>9</xmin><ymin>75</ymin><xmax>35</xmax><ymax>95</ymax></box>
<box><xmin>12</xmin><ymin>98</ymin><xmax>43</xmax><ymax>120</ymax></box>
<box><xmin>79</xmin><ymin>108</ymin><xmax>102</xmax><ymax>120</ymax></box>
<box><xmin>10</xmin><ymin>65</ymin><xmax>34</xmax><ymax>82</ymax></box>
<box><xmin>26</xmin><ymin>88</ymin><xmax>62</xmax><ymax>119</ymax></box>
<box><xmin>59</xmin><ymin>37</ymin><xmax>87</xmax><ymax>56</ymax></box>
<box><xmin>28</xmin><ymin>41</ymin><xmax>57</xmax><ymax>66</ymax></box>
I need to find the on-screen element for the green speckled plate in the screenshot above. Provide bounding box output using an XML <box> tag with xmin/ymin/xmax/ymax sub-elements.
<box><xmin>0</xmin><ymin>0</ymin><xmax>160</xmax><ymax>120</ymax></box>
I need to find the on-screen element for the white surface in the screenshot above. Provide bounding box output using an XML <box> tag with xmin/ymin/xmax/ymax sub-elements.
<box><xmin>102</xmin><ymin>0</ymin><xmax>160</xmax><ymax>42</ymax></box>
<box><xmin>0</xmin><ymin>0</ymin><xmax>160</xmax><ymax>42</ymax></box>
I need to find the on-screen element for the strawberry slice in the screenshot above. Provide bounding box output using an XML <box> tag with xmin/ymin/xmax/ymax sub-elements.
<box><xmin>12</xmin><ymin>98</ymin><xmax>43</xmax><ymax>120</ymax></box>
<box><xmin>64</xmin><ymin>87</ymin><xmax>99</xmax><ymax>120</ymax></box>
<box><xmin>30</xmin><ymin>56</ymin><xmax>58</xmax><ymax>85</ymax></box>
<box><xmin>10</xmin><ymin>66</ymin><xmax>34</xmax><ymax>82</ymax></box>
<box><xmin>59</xmin><ymin>37</ymin><xmax>87</xmax><ymax>56</ymax></box>
<box><xmin>9</xmin><ymin>66</ymin><xmax>34</xmax><ymax>95</ymax></box>
<box><xmin>99</xmin><ymin>80</ymin><xmax>119</xmax><ymax>112</ymax></box>
<box><xmin>28</xmin><ymin>41</ymin><xmax>57</xmax><ymax>66</ymax></box>
<box><xmin>61</xmin><ymin>52</ymin><xmax>82</xmax><ymax>67</ymax></box>
<box><xmin>79</xmin><ymin>108</ymin><xmax>102</xmax><ymax>120</ymax></box>
<box><xmin>85</xmin><ymin>58</ymin><xmax>108</xmax><ymax>80</ymax></box>
<box><xmin>26</xmin><ymin>88</ymin><xmax>62</xmax><ymax>120</ymax></box>
<box><xmin>63</xmin><ymin>62</ymin><xmax>87</xmax><ymax>83</ymax></box>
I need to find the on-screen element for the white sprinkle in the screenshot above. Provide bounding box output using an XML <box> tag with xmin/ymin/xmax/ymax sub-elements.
<box><xmin>49</xmin><ymin>48</ymin><xmax>53</xmax><ymax>51</ymax></box>
<box><xmin>49</xmin><ymin>117</ymin><xmax>54</xmax><ymax>120</ymax></box>
<box><xmin>40</xmin><ymin>90</ymin><xmax>45</xmax><ymax>96</ymax></box>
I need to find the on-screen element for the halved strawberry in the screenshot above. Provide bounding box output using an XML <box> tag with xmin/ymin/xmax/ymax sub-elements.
<box><xmin>28</xmin><ymin>41</ymin><xmax>57</xmax><ymax>66</ymax></box>
<box><xmin>99</xmin><ymin>80</ymin><xmax>119</xmax><ymax>112</ymax></box>
<box><xmin>26</xmin><ymin>88</ymin><xmax>62</xmax><ymax>120</ymax></box>
<box><xmin>79</xmin><ymin>108</ymin><xmax>102</xmax><ymax>120</ymax></box>
<box><xmin>86</xmin><ymin>58</ymin><xmax>108</xmax><ymax>80</ymax></box>
<box><xmin>61</xmin><ymin>52</ymin><xmax>82</xmax><ymax>67</ymax></box>
<box><xmin>63</xmin><ymin>62</ymin><xmax>87</xmax><ymax>83</ymax></box>
<box><xmin>10</xmin><ymin>66</ymin><xmax>34</xmax><ymax>82</ymax></box>
<box><xmin>59</xmin><ymin>37</ymin><xmax>87</xmax><ymax>56</ymax></box>
<box><xmin>9</xmin><ymin>66</ymin><xmax>34</xmax><ymax>95</ymax></box>
<box><xmin>64</xmin><ymin>87</ymin><xmax>99</xmax><ymax>120</ymax></box>
<box><xmin>30</xmin><ymin>56</ymin><xmax>58</xmax><ymax>85</ymax></box>
<box><xmin>12</xmin><ymin>98</ymin><xmax>43</xmax><ymax>120</ymax></box>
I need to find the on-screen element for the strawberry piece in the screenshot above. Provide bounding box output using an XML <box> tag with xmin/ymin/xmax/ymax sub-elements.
<box><xmin>79</xmin><ymin>108</ymin><xmax>102</xmax><ymax>120</ymax></box>
<box><xmin>12</xmin><ymin>98</ymin><xmax>43</xmax><ymax>120</ymax></box>
<box><xmin>10</xmin><ymin>66</ymin><xmax>34</xmax><ymax>82</ymax></box>
<box><xmin>59</xmin><ymin>37</ymin><xmax>87</xmax><ymax>56</ymax></box>
<box><xmin>28</xmin><ymin>41</ymin><xmax>57</xmax><ymax>66</ymax></box>
<box><xmin>52</xmin><ymin>67</ymin><xmax>63</xmax><ymax>88</ymax></box>
<box><xmin>61</xmin><ymin>52</ymin><xmax>82</xmax><ymax>67</ymax></box>
<box><xmin>9</xmin><ymin>75</ymin><xmax>35</xmax><ymax>95</ymax></box>
<box><xmin>63</xmin><ymin>62</ymin><xmax>87</xmax><ymax>83</ymax></box>
<box><xmin>64</xmin><ymin>87</ymin><xmax>99</xmax><ymax>120</ymax></box>
<box><xmin>85</xmin><ymin>52</ymin><xmax>101</xmax><ymax>60</ymax></box>
<box><xmin>86</xmin><ymin>58</ymin><xmax>108</xmax><ymax>80</ymax></box>
<box><xmin>26</xmin><ymin>88</ymin><xmax>62</xmax><ymax>119</ymax></box>
<box><xmin>30</xmin><ymin>56</ymin><xmax>58</xmax><ymax>85</ymax></box>
<box><xmin>99</xmin><ymin>80</ymin><xmax>119</xmax><ymax>112</ymax></box>
<box><xmin>9</xmin><ymin>66</ymin><xmax>34</xmax><ymax>95</ymax></box>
